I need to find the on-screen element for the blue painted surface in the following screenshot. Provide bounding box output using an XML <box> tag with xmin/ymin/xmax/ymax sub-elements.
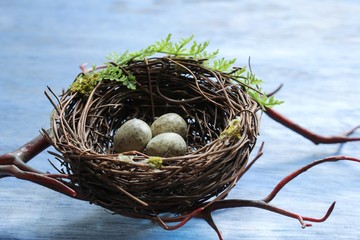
<box><xmin>1</xmin><ymin>1</ymin><xmax>360</xmax><ymax>239</ymax></box>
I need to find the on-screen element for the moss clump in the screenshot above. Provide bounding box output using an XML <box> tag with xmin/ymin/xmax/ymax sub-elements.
<box><xmin>69</xmin><ymin>73</ymin><xmax>99</xmax><ymax>96</ymax></box>
<box><xmin>220</xmin><ymin>118</ymin><xmax>242</xmax><ymax>139</ymax></box>
<box><xmin>148</xmin><ymin>156</ymin><xmax>163</xmax><ymax>169</ymax></box>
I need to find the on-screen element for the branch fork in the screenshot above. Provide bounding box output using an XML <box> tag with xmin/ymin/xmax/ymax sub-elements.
<box><xmin>153</xmin><ymin>145</ymin><xmax>360</xmax><ymax>239</ymax></box>
<box><xmin>0</xmin><ymin>133</ymin><xmax>79</xmax><ymax>198</ymax></box>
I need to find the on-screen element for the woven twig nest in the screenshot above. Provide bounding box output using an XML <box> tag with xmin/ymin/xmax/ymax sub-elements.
<box><xmin>47</xmin><ymin>56</ymin><xmax>261</xmax><ymax>220</ymax></box>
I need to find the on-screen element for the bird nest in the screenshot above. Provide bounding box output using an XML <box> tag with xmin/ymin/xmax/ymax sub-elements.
<box><xmin>46</xmin><ymin>56</ymin><xmax>261</xmax><ymax>219</ymax></box>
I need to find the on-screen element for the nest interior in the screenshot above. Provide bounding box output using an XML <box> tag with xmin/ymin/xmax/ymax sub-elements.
<box><xmin>48</xmin><ymin>57</ymin><xmax>260</xmax><ymax>219</ymax></box>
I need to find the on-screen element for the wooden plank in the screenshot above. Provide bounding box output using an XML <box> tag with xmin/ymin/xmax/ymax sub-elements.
<box><xmin>1</xmin><ymin>0</ymin><xmax>360</xmax><ymax>239</ymax></box>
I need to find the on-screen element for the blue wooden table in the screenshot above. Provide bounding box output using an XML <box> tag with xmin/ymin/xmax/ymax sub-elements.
<box><xmin>1</xmin><ymin>1</ymin><xmax>360</xmax><ymax>239</ymax></box>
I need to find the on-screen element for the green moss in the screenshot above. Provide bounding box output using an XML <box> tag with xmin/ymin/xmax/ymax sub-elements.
<box><xmin>69</xmin><ymin>73</ymin><xmax>99</xmax><ymax>96</ymax></box>
<box><xmin>69</xmin><ymin>65</ymin><xmax>137</xmax><ymax>96</ymax></box>
<box><xmin>220</xmin><ymin>118</ymin><xmax>242</xmax><ymax>139</ymax></box>
<box><xmin>148</xmin><ymin>156</ymin><xmax>163</xmax><ymax>169</ymax></box>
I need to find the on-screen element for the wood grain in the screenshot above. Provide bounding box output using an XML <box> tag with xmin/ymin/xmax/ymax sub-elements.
<box><xmin>1</xmin><ymin>0</ymin><xmax>360</xmax><ymax>239</ymax></box>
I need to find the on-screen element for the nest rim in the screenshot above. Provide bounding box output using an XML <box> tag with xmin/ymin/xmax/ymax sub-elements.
<box><xmin>46</xmin><ymin>56</ymin><xmax>261</xmax><ymax>219</ymax></box>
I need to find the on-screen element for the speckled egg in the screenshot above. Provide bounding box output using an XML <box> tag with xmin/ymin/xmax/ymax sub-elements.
<box><xmin>150</xmin><ymin>113</ymin><xmax>187</xmax><ymax>138</ymax></box>
<box><xmin>49</xmin><ymin>109</ymin><xmax>58</xmax><ymax>141</ymax></box>
<box><xmin>145</xmin><ymin>132</ymin><xmax>187</xmax><ymax>157</ymax></box>
<box><xmin>113</xmin><ymin>119</ymin><xmax>152</xmax><ymax>153</ymax></box>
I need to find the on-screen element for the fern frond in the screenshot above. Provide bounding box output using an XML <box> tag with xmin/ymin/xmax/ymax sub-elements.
<box><xmin>70</xmin><ymin>34</ymin><xmax>283</xmax><ymax>108</ymax></box>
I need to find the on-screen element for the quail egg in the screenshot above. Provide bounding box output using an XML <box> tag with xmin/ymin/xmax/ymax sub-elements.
<box><xmin>150</xmin><ymin>113</ymin><xmax>187</xmax><ymax>138</ymax></box>
<box><xmin>113</xmin><ymin>119</ymin><xmax>152</xmax><ymax>153</ymax></box>
<box><xmin>49</xmin><ymin>109</ymin><xmax>58</xmax><ymax>141</ymax></box>
<box><xmin>145</xmin><ymin>132</ymin><xmax>187</xmax><ymax>157</ymax></box>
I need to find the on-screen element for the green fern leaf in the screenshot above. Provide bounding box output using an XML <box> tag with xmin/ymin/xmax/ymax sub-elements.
<box><xmin>70</xmin><ymin>34</ymin><xmax>283</xmax><ymax>109</ymax></box>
